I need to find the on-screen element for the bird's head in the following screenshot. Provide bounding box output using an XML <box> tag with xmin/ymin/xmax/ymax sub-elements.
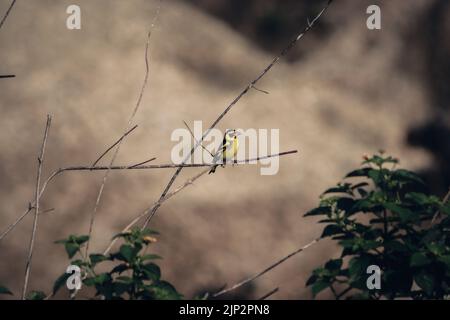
<box><xmin>225</xmin><ymin>129</ymin><xmax>241</xmax><ymax>140</ymax></box>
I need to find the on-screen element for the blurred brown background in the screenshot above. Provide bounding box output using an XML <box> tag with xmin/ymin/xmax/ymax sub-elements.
<box><xmin>0</xmin><ymin>0</ymin><xmax>449</xmax><ymax>299</ymax></box>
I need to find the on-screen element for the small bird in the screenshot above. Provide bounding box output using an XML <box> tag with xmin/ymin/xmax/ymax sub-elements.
<box><xmin>209</xmin><ymin>129</ymin><xmax>240</xmax><ymax>174</ymax></box>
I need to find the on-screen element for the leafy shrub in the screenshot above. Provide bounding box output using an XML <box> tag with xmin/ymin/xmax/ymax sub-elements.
<box><xmin>305</xmin><ymin>153</ymin><xmax>450</xmax><ymax>299</ymax></box>
<box><xmin>51</xmin><ymin>228</ymin><xmax>182</xmax><ymax>300</ymax></box>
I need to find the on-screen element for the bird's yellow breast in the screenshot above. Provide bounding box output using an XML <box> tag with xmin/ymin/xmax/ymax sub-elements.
<box><xmin>223</xmin><ymin>137</ymin><xmax>239</xmax><ymax>160</ymax></box>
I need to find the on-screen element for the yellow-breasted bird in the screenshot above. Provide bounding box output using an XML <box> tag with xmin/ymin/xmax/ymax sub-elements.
<box><xmin>209</xmin><ymin>129</ymin><xmax>240</xmax><ymax>174</ymax></box>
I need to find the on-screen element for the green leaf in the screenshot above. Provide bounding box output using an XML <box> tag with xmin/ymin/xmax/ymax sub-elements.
<box><xmin>438</xmin><ymin>255</ymin><xmax>450</xmax><ymax>267</ymax></box>
<box><xmin>112</xmin><ymin>231</ymin><xmax>131</xmax><ymax>240</ymax></box>
<box><xmin>304</xmin><ymin>206</ymin><xmax>331</xmax><ymax>217</ymax></box>
<box><xmin>110</xmin><ymin>264</ymin><xmax>129</xmax><ymax>274</ymax></box>
<box><xmin>384</xmin><ymin>269</ymin><xmax>413</xmax><ymax>294</ymax></box>
<box><xmin>345</xmin><ymin>167</ymin><xmax>371</xmax><ymax>178</ymax></box>
<box><xmin>392</xmin><ymin>169</ymin><xmax>425</xmax><ymax>186</ymax></box>
<box><xmin>142</xmin><ymin>263</ymin><xmax>161</xmax><ymax>281</ymax></box>
<box><xmin>26</xmin><ymin>291</ymin><xmax>46</xmax><ymax>300</ymax></box>
<box><xmin>426</xmin><ymin>243</ymin><xmax>445</xmax><ymax>256</ymax></box>
<box><xmin>405</xmin><ymin>192</ymin><xmax>432</xmax><ymax>205</ymax></box>
<box><xmin>352</xmin><ymin>199</ymin><xmax>374</xmax><ymax>213</ymax></box>
<box><xmin>149</xmin><ymin>281</ymin><xmax>182</xmax><ymax>300</ymax></box>
<box><xmin>119</xmin><ymin>244</ymin><xmax>136</xmax><ymax>263</ymax></box>
<box><xmin>323</xmin><ymin>184</ymin><xmax>352</xmax><ymax>195</ymax></box>
<box><xmin>141</xmin><ymin>254</ymin><xmax>162</xmax><ymax>261</ymax></box>
<box><xmin>368</xmin><ymin>169</ymin><xmax>382</xmax><ymax>185</ymax></box>
<box><xmin>89</xmin><ymin>253</ymin><xmax>107</xmax><ymax>266</ymax></box>
<box><xmin>361</xmin><ymin>240</ymin><xmax>380</xmax><ymax>251</ymax></box>
<box><xmin>56</xmin><ymin>235</ymin><xmax>89</xmax><ymax>245</ymax></box>
<box><xmin>384</xmin><ymin>203</ymin><xmax>416</xmax><ymax>222</ymax></box>
<box><xmin>65</xmin><ymin>243</ymin><xmax>80</xmax><ymax>259</ymax></box>
<box><xmin>53</xmin><ymin>273</ymin><xmax>70</xmax><ymax>295</ymax></box>
<box><xmin>335</xmin><ymin>198</ymin><xmax>356</xmax><ymax>211</ymax></box>
<box><xmin>73</xmin><ymin>235</ymin><xmax>89</xmax><ymax>245</ymax></box>
<box><xmin>306</xmin><ymin>274</ymin><xmax>317</xmax><ymax>286</ymax></box>
<box><xmin>410</xmin><ymin>252</ymin><xmax>431</xmax><ymax>267</ymax></box>
<box><xmin>324</xmin><ymin>259</ymin><xmax>343</xmax><ymax>271</ymax></box>
<box><xmin>414</xmin><ymin>273</ymin><xmax>435</xmax><ymax>296</ymax></box>
<box><xmin>311</xmin><ymin>281</ymin><xmax>329</xmax><ymax>297</ymax></box>
<box><xmin>112</xmin><ymin>282</ymin><xmax>130</xmax><ymax>296</ymax></box>
<box><xmin>0</xmin><ymin>285</ymin><xmax>13</xmax><ymax>295</ymax></box>
<box><xmin>84</xmin><ymin>273</ymin><xmax>110</xmax><ymax>286</ymax></box>
<box><xmin>348</xmin><ymin>256</ymin><xmax>371</xmax><ymax>280</ymax></box>
<box><xmin>321</xmin><ymin>225</ymin><xmax>343</xmax><ymax>238</ymax></box>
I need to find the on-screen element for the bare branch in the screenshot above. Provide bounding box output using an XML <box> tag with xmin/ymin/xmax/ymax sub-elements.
<box><xmin>103</xmin><ymin>150</ymin><xmax>297</xmax><ymax>253</ymax></box>
<box><xmin>0</xmin><ymin>74</ymin><xmax>15</xmax><ymax>79</ymax></box>
<box><xmin>212</xmin><ymin>238</ymin><xmax>320</xmax><ymax>298</ymax></box>
<box><xmin>0</xmin><ymin>0</ymin><xmax>16</xmax><ymax>30</ymax></box>
<box><xmin>0</xmin><ymin>151</ymin><xmax>297</xmax><ymax>241</ymax></box>
<box><xmin>144</xmin><ymin>0</ymin><xmax>334</xmax><ymax>226</ymax></box>
<box><xmin>22</xmin><ymin>114</ymin><xmax>52</xmax><ymax>300</ymax></box>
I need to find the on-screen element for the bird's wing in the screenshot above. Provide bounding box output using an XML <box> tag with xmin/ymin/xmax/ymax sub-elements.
<box><xmin>212</xmin><ymin>140</ymin><xmax>230</xmax><ymax>164</ymax></box>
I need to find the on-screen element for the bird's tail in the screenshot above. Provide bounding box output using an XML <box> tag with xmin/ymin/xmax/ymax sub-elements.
<box><xmin>208</xmin><ymin>165</ymin><xmax>218</xmax><ymax>174</ymax></box>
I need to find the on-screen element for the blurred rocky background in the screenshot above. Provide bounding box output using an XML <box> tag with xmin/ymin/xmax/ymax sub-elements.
<box><xmin>0</xmin><ymin>0</ymin><xmax>448</xmax><ymax>299</ymax></box>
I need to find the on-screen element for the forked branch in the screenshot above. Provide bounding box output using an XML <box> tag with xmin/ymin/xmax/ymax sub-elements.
<box><xmin>0</xmin><ymin>151</ymin><xmax>297</xmax><ymax>241</ymax></box>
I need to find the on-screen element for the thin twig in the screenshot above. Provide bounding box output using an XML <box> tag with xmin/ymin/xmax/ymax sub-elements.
<box><xmin>336</xmin><ymin>286</ymin><xmax>352</xmax><ymax>300</ymax></box>
<box><xmin>212</xmin><ymin>238</ymin><xmax>320</xmax><ymax>298</ymax></box>
<box><xmin>0</xmin><ymin>0</ymin><xmax>16</xmax><ymax>30</ymax></box>
<box><xmin>143</xmin><ymin>0</ymin><xmax>334</xmax><ymax>227</ymax></box>
<box><xmin>183</xmin><ymin>120</ymin><xmax>214</xmax><ymax>158</ymax></box>
<box><xmin>0</xmin><ymin>74</ymin><xmax>15</xmax><ymax>78</ymax></box>
<box><xmin>127</xmin><ymin>157</ymin><xmax>157</xmax><ymax>169</ymax></box>
<box><xmin>85</xmin><ymin>1</ymin><xmax>162</xmax><ymax>256</ymax></box>
<box><xmin>0</xmin><ymin>151</ymin><xmax>297</xmax><ymax>242</ymax></box>
<box><xmin>258</xmin><ymin>287</ymin><xmax>279</xmax><ymax>300</ymax></box>
<box><xmin>91</xmin><ymin>124</ymin><xmax>138</xmax><ymax>167</ymax></box>
<box><xmin>330</xmin><ymin>284</ymin><xmax>338</xmax><ymax>299</ymax></box>
<box><xmin>252</xmin><ymin>86</ymin><xmax>269</xmax><ymax>95</ymax></box>
<box><xmin>0</xmin><ymin>206</ymin><xmax>32</xmax><ymax>241</ymax></box>
<box><xmin>22</xmin><ymin>115</ymin><xmax>52</xmax><ymax>300</ymax></box>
